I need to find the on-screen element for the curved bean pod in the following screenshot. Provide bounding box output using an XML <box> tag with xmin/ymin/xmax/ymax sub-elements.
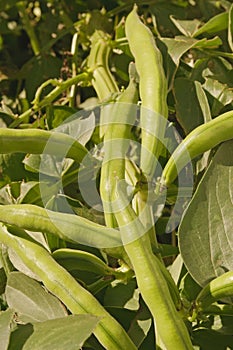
<box><xmin>196</xmin><ymin>271</ymin><xmax>233</xmax><ymax>309</ymax></box>
<box><xmin>87</xmin><ymin>30</ymin><xmax>119</xmax><ymax>101</ymax></box>
<box><xmin>161</xmin><ymin>111</ymin><xmax>233</xmax><ymax>187</ymax></box>
<box><xmin>125</xmin><ymin>5</ymin><xmax>168</xmax><ymax>179</ymax></box>
<box><xmin>0</xmin><ymin>224</ymin><xmax>137</xmax><ymax>350</ymax></box>
<box><xmin>0</xmin><ymin>204</ymin><xmax>121</xmax><ymax>248</ymax></box>
<box><xmin>52</xmin><ymin>248</ymin><xmax>127</xmax><ymax>279</ymax></box>
<box><xmin>87</xmin><ymin>30</ymin><xmax>120</xmax><ymax>138</ymax></box>
<box><xmin>0</xmin><ymin>128</ymin><xmax>89</xmax><ymax>164</ymax></box>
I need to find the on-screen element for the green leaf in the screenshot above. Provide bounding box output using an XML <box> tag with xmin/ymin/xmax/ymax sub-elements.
<box><xmin>0</xmin><ymin>154</ymin><xmax>29</xmax><ymax>182</ymax></box>
<box><xmin>104</xmin><ymin>279</ymin><xmax>139</xmax><ymax>311</ymax></box>
<box><xmin>162</xmin><ymin>36</ymin><xmax>197</xmax><ymax>66</ymax></box>
<box><xmin>0</xmin><ymin>181</ymin><xmax>42</xmax><ymax>206</ymax></box>
<box><xmin>211</xmin><ymin>314</ymin><xmax>233</xmax><ymax>334</ymax></box>
<box><xmin>8</xmin><ymin>248</ymin><xmax>41</xmax><ymax>281</ymax></box>
<box><xmin>194</xmin><ymin>81</ymin><xmax>212</xmax><ymax>123</ymax></box>
<box><xmin>200</xmin><ymin>57</ymin><xmax>233</xmax><ymax>108</ymax></box>
<box><xmin>23</xmin><ymin>55</ymin><xmax>62</xmax><ymax>102</ymax></box>
<box><xmin>203</xmin><ymin>57</ymin><xmax>233</xmax><ymax>85</ymax></box>
<box><xmin>194</xmin><ymin>81</ymin><xmax>212</xmax><ymax>173</ymax></box>
<box><xmin>0</xmin><ymin>308</ymin><xmax>15</xmax><ymax>350</ymax></box>
<box><xmin>157</xmin><ymin>243</ymin><xmax>179</xmax><ymax>257</ymax></box>
<box><xmin>203</xmin><ymin>76</ymin><xmax>233</xmax><ymax>115</ymax></box>
<box><xmin>23</xmin><ymin>154</ymin><xmax>62</xmax><ymax>178</ymax></box>
<box><xmin>23</xmin><ymin>155</ymin><xmax>42</xmax><ymax>174</ymax></box>
<box><xmin>55</xmin><ymin>111</ymin><xmax>95</xmax><ymax>146</ymax></box>
<box><xmin>194</xmin><ymin>12</ymin><xmax>228</xmax><ymax>37</ymax></box>
<box><xmin>150</xmin><ymin>3</ymin><xmax>189</xmax><ymax>37</ymax></box>
<box><xmin>173</xmin><ymin>78</ymin><xmax>204</xmax><ymax>134</ymax></box>
<box><xmin>161</xmin><ymin>36</ymin><xmax>221</xmax><ymax>66</ymax></box>
<box><xmin>170</xmin><ymin>16</ymin><xmax>201</xmax><ymax>37</ymax></box>
<box><xmin>18</xmin><ymin>182</ymin><xmax>42</xmax><ymax>205</ymax></box>
<box><xmin>180</xmin><ymin>272</ymin><xmax>202</xmax><ymax>302</ymax></box>
<box><xmin>6</xmin><ymin>272</ymin><xmax>67</xmax><ymax>323</ymax></box>
<box><xmin>18</xmin><ymin>182</ymin><xmax>39</xmax><ymax>201</ymax></box>
<box><xmin>179</xmin><ymin>140</ymin><xmax>233</xmax><ymax>287</ymax></box>
<box><xmin>169</xmin><ymin>254</ymin><xmax>185</xmax><ymax>286</ymax></box>
<box><xmin>193</xmin><ymin>328</ymin><xmax>233</xmax><ymax>350</ymax></box>
<box><xmin>0</xmin><ymin>184</ymin><xmax>15</xmax><ymax>205</ymax></box>
<box><xmin>22</xmin><ymin>315</ymin><xmax>100</xmax><ymax>350</ymax></box>
<box><xmin>8</xmin><ymin>324</ymin><xmax>33</xmax><ymax>350</ymax></box>
<box><xmin>47</xmin><ymin>106</ymin><xmax>77</xmax><ymax>129</ymax></box>
<box><xmin>0</xmin><ymin>267</ymin><xmax>7</xmax><ymax>294</ymax></box>
<box><xmin>127</xmin><ymin>300</ymin><xmax>152</xmax><ymax>348</ymax></box>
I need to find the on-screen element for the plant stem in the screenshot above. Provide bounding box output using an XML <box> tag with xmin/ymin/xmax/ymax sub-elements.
<box><xmin>10</xmin><ymin>72</ymin><xmax>90</xmax><ymax>127</ymax></box>
<box><xmin>17</xmin><ymin>1</ymin><xmax>40</xmax><ymax>56</ymax></box>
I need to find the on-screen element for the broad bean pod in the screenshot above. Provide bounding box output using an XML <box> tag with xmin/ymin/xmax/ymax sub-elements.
<box><xmin>100</xmin><ymin>62</ymin><xmax>138</xmax><ymax>228</ymax></box>
<box><xmin>0</xmin><ymin>128</ymin><xmax>89</xmax><ymax>164</ymax></box>
<box><xmin>125</xmin><ymin>5</ymin><xmax>168</xmax><ymax>179</ymax></box>
<box><xmin>87</xmin><ymin>30</ymin><xmax>119</xmax><ymax>102</ymax></box>
<box><xmin>52</xmin><ymin>248</ymin><xmax>128</xmax><ymax>279</ymax></box>
<box><xmin>112</xmin><ymin>184</ymin><xmax>193</xmax><ymax>349</ymax></box>
<box><xmin>98</xmin><ymin>64</ymin><xmax>192</xmax><ymax>347</ymax></box>
<box><xmin>88</xmin><ymin>37</ymin><xmax>136</xmax><ymax>262</ymax></box>
<box><xmin>0</xmin><ymin>224</ymin><xmax>137</xmax><ymax>350</ymax></box>
<box><xmin>195</xmin><ymin>270</ymin><xmax>233</xmax><ymax>309</ymax></box>
<box><xmin>0</xmin><ymin>204</ymin><xmax>121</xmax><ymax>248</ymax></box>
<box><xmin>125</xmin><ymin>6</ymin><xmax>168</xmax><ymax>251</ymax></box>
<box><xmin>161</xmin><ymin>111</ymin><xmax>233</xmax><ymax>187</ymax></box>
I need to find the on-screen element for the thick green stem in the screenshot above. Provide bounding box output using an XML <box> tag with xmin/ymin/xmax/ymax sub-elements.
<box><xmin>10</xmin><ymin>72</ymin><xmax>90</xmax><ymax>127</ymax></box>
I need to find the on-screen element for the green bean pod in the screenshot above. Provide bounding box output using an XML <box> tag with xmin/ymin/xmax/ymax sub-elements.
<box><xmin>52</xmin><ymin>248</ymin><xmax>127</xmax><ymax>279</ymax></box>
<box><xmin>161</xmin><ymin>111</ymin><xmax>233</xmax><ymax>187</ymax></box>
<box><xmin>125</xmin><ymin>5</ymin><xmax>168</xmax><ymax>179</ymax></box>
<box><xmin>112</xmin><ymin>186</ymin><xmax>193</xmax><ymax>349</ymax></box>
<box><xmin>87</xmin><ymin>30</ymin><xmax>119</xmax><ymax>101</ymax></box>
<box><xmin>100</xmin><ymin>62</ymin><xmax>139</xmax><ymax>228</ymax></box>
<box><xmin>0</xmin><ymin>204</ymin><xmax>121</xmax><ymax>248</ymax></box>
<box><xmin>0</xmin><ymin>224</ymin><xmax>137</xmax><ymax>350</ymax></box>
<box><xmin>0</xmin><ymin>128</ymin><xmax>88</xmax><ymax>164</ymax></box>
<box><xmin>196</xmin><ymin>271</ymin><xmax>233</xmax><ymax>309</ymax></box>
<box><xmin>98</xmin><ymin>65</ymin><xmax>192</xmax><ymax>347</ymax></box>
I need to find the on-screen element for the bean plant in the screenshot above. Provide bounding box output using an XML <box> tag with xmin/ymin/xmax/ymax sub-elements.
<box><xmin>0</xmin><ymin>1</ymin><xmax>233</xmax><ymax>349</ymax></box>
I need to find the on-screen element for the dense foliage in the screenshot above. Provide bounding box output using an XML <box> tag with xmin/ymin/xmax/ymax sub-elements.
<box><xmin>0</xmin><ymin>1</ymin><xmax>233</xmax><ymax>349</ymax></box>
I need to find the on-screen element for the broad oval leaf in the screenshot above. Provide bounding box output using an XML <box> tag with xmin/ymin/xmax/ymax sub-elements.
<box><xmin>22</xmin><ymin>315</ymin><xmax>100</xmax><ymax>350</ymax></box>
<box><xmin>0</xmin><ymin>308</ymin><xmax>15</xmax><ymax>350</ymax></box>
<box><xmin>193</xmin><ymin>12</ymin><xmax>228</xmax><ymax>37</ymax></box>
<box><xmin>179</xmin><ymin>140</ymin><xmax>233</xmax><ymax>286</ymax></box>
<box><xmin>6</xmin><ymin>272</ymin><xmax>67</xmax><ymax>323</ymax></box>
